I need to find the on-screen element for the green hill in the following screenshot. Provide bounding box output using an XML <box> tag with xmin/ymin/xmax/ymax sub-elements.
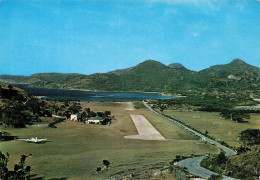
<box><xmin>0</xmin><ymin>82</ymin><xmax>53</xmax><ymax>127</ymax></box>
<box><xmin>79</xmin><ymin>60</ymin><xmax>197</xmax><ymax>92</ymax></box>
<box><xmin>199</xmin><ymin>59</ymin><xmax>259</xmax><ymax>78</ymax></box>
<box><xmin>0</xmin><ymin>59</ymin><xmax>259</xmax><ymax>94</ymax></box>
<box><xmin>197</xmin><ymin>59</ymin><xmax>260</xmax><ymax>92</ymax></box>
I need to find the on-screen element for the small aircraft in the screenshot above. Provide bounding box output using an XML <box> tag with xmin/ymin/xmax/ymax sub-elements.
<box><xmin>19</xmin><ymin>137</ymin><xmax>48</xmax><ymax>143</ymax></box>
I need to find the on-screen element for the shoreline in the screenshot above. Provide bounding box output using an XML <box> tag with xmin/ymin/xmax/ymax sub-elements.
<box><xmin>11</xmin><ymin>83</ymin><xmax>180</xmax><ymax>96</ymax></box>
<box><xmin>160</xmin><ymin>92</ymin><xmax>186</xmax><ymax>97</ymax></box>
<box><xmin>8</xmin><ymin>83</ymin><xmax>187</xmax><ymax>102</ymax></box>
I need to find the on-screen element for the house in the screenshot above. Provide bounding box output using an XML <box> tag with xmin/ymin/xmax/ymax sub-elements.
<box><xmin>86</xmin><ymin>116</ymin><xmax>104</xmax><ymax>125</ymax></box>
<box><xmin>70</xmin><ymin>113</ymin><xmax>81</xmax><ymax>121</ymax></box>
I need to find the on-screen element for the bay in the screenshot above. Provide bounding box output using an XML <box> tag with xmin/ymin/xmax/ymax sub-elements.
<box><xmin>13</xmin><ymin>84</ymin><xmax>175</xmax><ymax>102</ymax></box>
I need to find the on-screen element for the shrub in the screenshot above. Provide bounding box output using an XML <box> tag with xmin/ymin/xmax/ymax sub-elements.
<box><xmin>209</xmin><ymin>174</ymin><xmax>223</xmax><ymax>180</ymax></box>
<box><xmin>103</xmin><ymin>160</ymin><xmax>110</xmax><ymax>167</ymax></box>
<box><xmin>216</xmin><ymin>152</ymin><xmax>227</xmax><ymax>165</ymax></box>
<box><xmin>96</xmin><ymin>167</ymin><xmax>101</xmax><ymax>172</ymax></box>
<box><xmin>238</xmin><ymin>129</ymin><xmax>260</xmax><ymax>146</ymax></box>
<box><xmin>0</xmin><ymin>152</ymin><xmax>32</xmax><ymax>179</ymax></box>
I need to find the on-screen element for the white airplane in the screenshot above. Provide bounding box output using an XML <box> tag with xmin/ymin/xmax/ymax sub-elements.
<box><xmin>19</xmin><ymin>137</ymin><xmax>47</xmax><ymax>143</ymax></box>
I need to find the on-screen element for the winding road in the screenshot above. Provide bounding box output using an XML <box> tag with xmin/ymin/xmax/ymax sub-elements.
<box><xmin>143</xmin><ymin>101</ymin><xmax>238</xmax><ymax>179</ymax></box>
<box><xmin>177</xmin><ymin>157</ymin><xmax>237</xmax><ymax>180</ymax></box>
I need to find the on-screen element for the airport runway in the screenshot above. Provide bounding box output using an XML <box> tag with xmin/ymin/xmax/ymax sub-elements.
<box><xmin>124</xmin><ymin>115</ymin><xmax>165</xmax><ymax>141</ymax></box>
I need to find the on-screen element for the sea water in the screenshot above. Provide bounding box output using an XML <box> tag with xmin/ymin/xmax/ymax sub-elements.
<box><xmin>13</xmin><ymin>84</ymin><xmax>175</xmax><ymax>102</ymax></box>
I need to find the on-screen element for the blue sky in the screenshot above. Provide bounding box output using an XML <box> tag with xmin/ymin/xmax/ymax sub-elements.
<box><xmin>0</xmin><ymin>0</ymin><xmax>259</xmax><ymax>75</ymax></box>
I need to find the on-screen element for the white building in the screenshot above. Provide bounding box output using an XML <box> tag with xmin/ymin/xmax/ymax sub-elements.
<box><xmin>86</xmin><ymin>116</ymin><xmax>104</xmax><ymax>124</ymax></box>
<box><xmin>70</xmin><ymin>113</ymin><xmax>81</xmax><ymax>121</ymax></box>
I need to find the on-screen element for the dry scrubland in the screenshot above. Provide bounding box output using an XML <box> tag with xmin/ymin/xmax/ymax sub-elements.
<box><xmin>161</xmin><ymin>109</ymin><xmax>260</xmax><ymax>147</ymax></box>
<box><xmin>1</xmin><ymin>102</ymin><xmax>218</xmax><ymax>179</ymax></box>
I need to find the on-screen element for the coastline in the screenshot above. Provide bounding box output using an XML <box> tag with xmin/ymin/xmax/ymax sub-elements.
<box><xmin>161</xmin><ymin>92</ymin><xmax>186</xmax><ymax>98</ymax></box>
<box><xmin>8</xmin><ymin>83</ymin><xmax>188</xmax><ymax>100</ymax></box>
<box><xmin>9</xmin><ymin>83</ymin><xmax>177</xmax><ymax>102</ymax></box>
<box><xmin>11</xmin><ymin>83</ymin><xmax>176</xmax><ymax>95</ymax></box>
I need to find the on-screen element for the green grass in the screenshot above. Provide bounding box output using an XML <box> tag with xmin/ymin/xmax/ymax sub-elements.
<box><xmin>160</xmin><ymin>109</ymin><xmax>260</xmax><ymax>147</ymax></box>
<box><xmin>133</xmin><ymin>101</ymin><xmax>145</xmax><ymax>109</ymax></box>
<box><xmin>1</xmin><ymin>102</ymin><xmax>218</xmax><ymax>179</ymax></box>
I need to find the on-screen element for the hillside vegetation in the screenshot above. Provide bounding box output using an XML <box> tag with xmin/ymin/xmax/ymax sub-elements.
<box><xmin>0</xmin><ymin>82</ymin><xmax>54</xmax><ymax>127</ymax></box>
<box><xmin>1</xmin><ymin>59</ymin><xmax>259</xmax><ymax>95</ymax></box>
<box><xmin>201</xmin><ymin>146</ymin><xmax>260</xmax><ymax>179</ymax></box>
<box><xmin>0</xmin><ymin>82</ymin><xmax>78</xmax><ymax>128</ymax></box>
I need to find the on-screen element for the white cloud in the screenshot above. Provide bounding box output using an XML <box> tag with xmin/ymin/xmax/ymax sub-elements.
<box><xmin>257</xmin><ymin>0</ymin><xmax>260</xmax><ymax>2</ymax></box>
<box><xmin>193</xmin><ymin>32</ymin><xmax>199</xmax><ymax>37</ymax></box>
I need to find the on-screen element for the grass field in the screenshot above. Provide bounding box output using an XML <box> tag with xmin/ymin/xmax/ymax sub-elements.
<box><xmin>1</xmin><ymin>102</ymin><xmax>218</xmax><ymax>179</ymax></box>
<box><xmin>160</xmin><ymin>109</ymin><xmax>260</xmax><ymax>147</ymax></box>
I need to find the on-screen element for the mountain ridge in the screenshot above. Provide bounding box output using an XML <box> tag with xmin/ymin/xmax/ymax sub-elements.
<box><xmin>0</xmin><ymin>59</ymin><xmax>259</xmax><ymax>94</ymax></box>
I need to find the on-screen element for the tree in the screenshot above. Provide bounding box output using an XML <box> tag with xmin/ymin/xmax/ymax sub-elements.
<box><xmin>88</xmin><ymin>111</ymin><xmax>97</xmax><ymax>117</ymax></box>
<box><xmin>220</xmin><ymin>109</ymin><xmax>249</xmax><ymax>123</ymax></box>
<box><xmin>42</xmin><ymin>109</ymin><xmax>52</xmax><ymax>117</ymax></box>
<box><xmin>238</xmin><ymin>129</ymin><xmax>260</xmax><ymax>146</ymax></box>
<box><xmin>85</xmin><ymin>107</ymin><xmax>90</xmax><ymax>113</ymax></box>
<box><xmin>104</xmin><ymin>111</ymin><xmax>111</xmax><ymax>117</ymax></box>
<box><xmin>63</xmin><ymin>110</ymin><xmax>71</xmax><ymax>119</ymax></box>
<box><xmin>216</xmin><ymin>152</ymin><xmax>227</xmax><ymax>165</ymax></box>
<box><xmin>103</xmin><ymin>160</ymin><xmax>110</xmax><ymax>167</ymax></box>
<box><xmin>208</xmin><ymin>174</ymin><xmax>223</xmax><ymax>180</ymax></box>
<box><xmin>8</xmin><ymin>84</ymin><xmax>13</xmax><ymax>90</ymax></box>
<box><xmin>160</xmin><ymin>105</ymin><xmax>166</xmax><ymax>112</ymax></box>
<box><xmin>81</xmin><ymin>111</ymin><xmax>87</xmax><ymax>120</ymax></box>
<box><xmin>0</xmin><ymin>151</ymin><xmax>32</xmax><ymax>179</ymax></box>
<box><xmin>64</xmin><ymin>101</ymin><xmax>69</xmax><ymax>107</ymax></box>
<box><xmin>25</xmin><ymin>99</ymin><xmax>41</xmax><ymax>114</ymax></box>
<box><xmin>97</xmin><ymin>112</ymin><xmax>105</xmax><ymax>117</ymax></box>
<box><xmin>1</xmin><ymin>101</ymin><xmax>35</xmax><ymax>128</ymax></box>
<box><xmin>0</xmin><ymin>151</ymin><xmax>9</xmax><ymax>178</ymax></box>
<box><xmin>96</xmin><ymin>167</ymin><xmax>101</xmax><ymax>172</ymax></box>
<box><xmin>69</xmin><ymin>103</ymin><xmax>81</xmax><ymax>114</ymax></box>
<box><xmin>205</xmin><ymin>130</ymin><xmax>209</xmax><ymax>136</ymax></box>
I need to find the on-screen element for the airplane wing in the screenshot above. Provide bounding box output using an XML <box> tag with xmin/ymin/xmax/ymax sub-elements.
<box><xmin>18</xmin><ymin>138</ymin><xmax>48</xmax><ymax>143</ymax></box>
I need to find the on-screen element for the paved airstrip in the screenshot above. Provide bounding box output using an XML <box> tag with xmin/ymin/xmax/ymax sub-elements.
<box><xmin>124</xmin><ymin>114</ymin><xmax>166</xmax><ymax>140</ymax></box>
